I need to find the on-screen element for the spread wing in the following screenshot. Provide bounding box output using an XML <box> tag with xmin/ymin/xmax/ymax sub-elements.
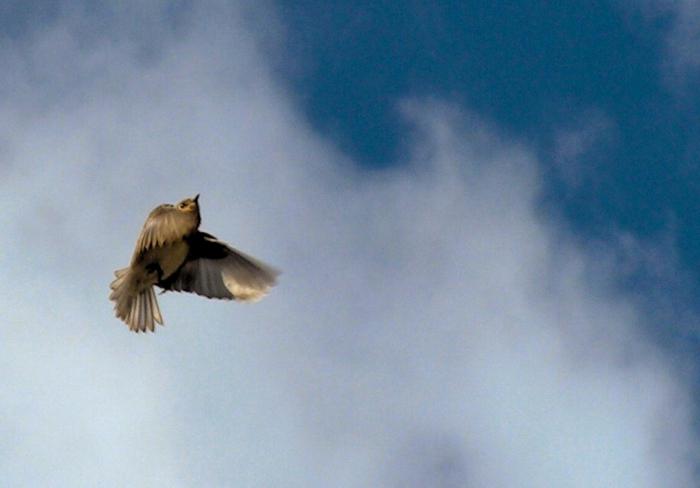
<box><xmin>162</xmin><ymin>232</ymin><xmax>279</xmax><ymax>301</ymax></box>
<box><xmin>135</xmin><ymin>204</ymin><xmax>198</xmax><ymax>253</ymax></box>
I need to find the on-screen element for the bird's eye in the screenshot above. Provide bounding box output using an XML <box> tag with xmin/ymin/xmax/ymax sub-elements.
<box><xmin>178</xmin><ymin>202</ymin><xmax>187</xmax><ymax>209</ymax></box>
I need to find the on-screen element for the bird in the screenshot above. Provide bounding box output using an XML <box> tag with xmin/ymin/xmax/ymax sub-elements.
<box><xmin>109</xmin><ymin>195</ymin><xmax>279</xmax><ymax>332</ymax></box>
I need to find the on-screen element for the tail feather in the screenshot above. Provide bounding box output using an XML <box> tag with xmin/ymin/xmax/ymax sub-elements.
<box><xmin>141</xmin><ymin>292</ymin><xmax>149</xmax><ymax>332</ymax></box>
<box><xmin>149</xmin><ymin>288</ymin><xmax>163</xmax><ymax>326</ymax></box>
<box><xmin>132</xmin><ymin>292</ymin><xmax>141</xmax><ymax>332</ymax></box>
<box><xmin>142</xmin><ymin>292</ymin><xmax>151</xmax><ymax>332</ymax></box>
<box><xmin>109</xmin><ymin>268</ymin><xmax>164</xmax><ymax>333</ymax></box>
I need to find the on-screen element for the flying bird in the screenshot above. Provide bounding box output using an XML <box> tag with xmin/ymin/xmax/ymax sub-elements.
<box><xmin>109</xmin><ymin>195</ymin><xmax>279</xmax><ymax>332</ymax></box>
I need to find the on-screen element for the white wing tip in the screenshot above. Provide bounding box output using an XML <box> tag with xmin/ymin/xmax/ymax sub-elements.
<box><xmin>224</xmin><ymin>280</ymin><xmax>273</xmax><ymax>302</ymax></box>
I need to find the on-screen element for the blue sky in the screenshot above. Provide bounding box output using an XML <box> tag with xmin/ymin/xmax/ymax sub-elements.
<box><xmin>280</xmin><ymin>0</ymin><xmax>700</xmax><ymax>338</ymax></box>
<box><xmin>2</xmin><ymin>1</ymin><xmax>700</xmax><ymax>487</ymax></box>
<box><xmin>280</xmin><ymin>2</ymin><xmax>689</xmax><ymax>241</ymax></box>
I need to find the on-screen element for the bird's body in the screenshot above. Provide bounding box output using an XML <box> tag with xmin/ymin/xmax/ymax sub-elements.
<box><xmin>109</xmin><ymin>196</ymin><xmax>278</xmax><ymax>332</ymax></box>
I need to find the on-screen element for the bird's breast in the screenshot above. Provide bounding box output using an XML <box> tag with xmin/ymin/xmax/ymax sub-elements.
<box><xmin>140</xmin><ymin>240</ymin><xmax>190</xmax><ymax>280</ymax></box>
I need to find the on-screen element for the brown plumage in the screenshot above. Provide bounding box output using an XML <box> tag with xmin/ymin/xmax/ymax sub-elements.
<box><xmin>109</xmin><ymin>195</ymin><xmax>279</xmax><ymax>332</ymax></box>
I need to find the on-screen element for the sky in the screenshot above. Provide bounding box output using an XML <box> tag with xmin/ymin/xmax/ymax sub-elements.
<box><xmin>2</xmin><ymin>1</ymin><xmax>700</xmax><ymax>487</ymax></box>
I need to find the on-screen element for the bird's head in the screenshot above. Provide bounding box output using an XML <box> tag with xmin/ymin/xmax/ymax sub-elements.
<box><xmin>176</xmin><ymin>194</ymin><xmax>200</xmax><ymax>214</ymax></box>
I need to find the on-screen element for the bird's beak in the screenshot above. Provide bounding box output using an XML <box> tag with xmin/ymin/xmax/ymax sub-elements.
<box><xmin>193</xmin><ymin>194</ymin><xmax>200</xmax><ymax>203</ymax></box>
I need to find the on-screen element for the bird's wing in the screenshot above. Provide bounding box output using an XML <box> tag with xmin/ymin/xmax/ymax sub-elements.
<box><xmin>135</xmin><ymin>205</ymin><xmax>196</xmax><ymax>253</ymax></box>
<box><xmin>164</xmin><ymin>232</ymin><xmax>279</xmax><ymax>301</ymax></box>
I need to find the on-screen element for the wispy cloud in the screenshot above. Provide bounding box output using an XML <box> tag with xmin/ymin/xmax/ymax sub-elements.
<box><xmin>0</xmin><ymin>3</ymin><xmax>696</xmax><ymax>487</ymax></box>
<box><xmin>552</xmin><ymin>109</ymin><xmax>617</xmax><ymax>191</ymax></box>
<box><xmin>624</xmin><ymin>0</ymin><xmax>700</xmax><ymax>88</ymax></box>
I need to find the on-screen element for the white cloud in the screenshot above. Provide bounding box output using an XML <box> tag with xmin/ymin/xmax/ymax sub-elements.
<box><xmin>0</xmin><ymin>3</ymin><xmax>697</xmax><ymax>487</ymax></box>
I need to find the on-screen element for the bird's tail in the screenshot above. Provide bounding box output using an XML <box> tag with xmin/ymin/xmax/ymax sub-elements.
<box><xmin>109</xmin><ymin>268</ymin><xmax>163</xmax><ymax>333</ymax></box>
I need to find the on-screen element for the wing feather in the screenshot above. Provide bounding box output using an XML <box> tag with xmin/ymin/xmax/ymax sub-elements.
<box><xmin>164</xmin><ymin>232</ymin><xmax>279</xmax><ymax>301</ymax></box>
<box><xmin>134</xmin><ymin>204</ymin><xmax>199</xmax><ymax>254</ymax></box>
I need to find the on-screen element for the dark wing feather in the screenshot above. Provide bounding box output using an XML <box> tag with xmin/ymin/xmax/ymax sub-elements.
<box><xmin>163</xmin><ymin>232</ymin><xmax>279</xmax><ymax>301</ymax></box>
